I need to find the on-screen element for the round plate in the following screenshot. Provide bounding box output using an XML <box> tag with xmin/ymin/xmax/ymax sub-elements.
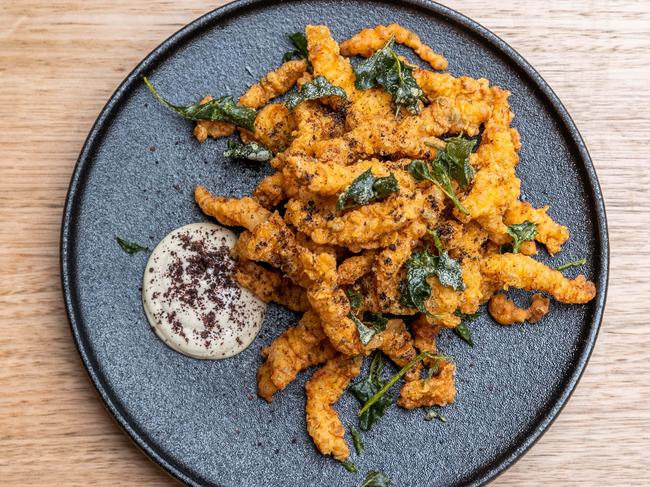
<box><xmin>61</xmin><ymin>1</ymin><xmax>609</xmax><ymax>486</ymax></box>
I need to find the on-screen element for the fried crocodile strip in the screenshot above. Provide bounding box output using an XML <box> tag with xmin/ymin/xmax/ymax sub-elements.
<box><xmin>374</xmin><ymin>237</ymin><xmax>415</xmax><ymax>313</ymax></box>
<box><xmin>456</xmin><ymin>87</ymin><xmax>521</xmax><ymax>242</ymax></box>
<box><xmin>234</xmin><ymin>260</ymin><xmax>309</xmax><ymax>312</ymax></box>
<box><xmin>258</xmin><ymin>311</ymin><xmax>337</xmax><ymax>402</ymax></box>
<box><xmin>252</xmin><ymin>173</ymin><xmax>286</xmax><ymax>210</ymax></box>
<box><xmin>193</xmin><ymin>96</ymin><xmax>237</xmax><ymax>143</ymax></box>
<box><xmin>195</xmin><ymin>185</ymin><xmax>270</xmax><ymax>231</ymax></box>
<box><xmin>411</xmin><ymin>315</ymin><xmax>442</xmax><ymax>367</ymax></box>
<box><xmin>398</xmin><ymin>361</ymin><xmax>456</xmax><ymax>409</ymax></box>
<box><xmin>481</xmin><ymin>253</ymin><xmax>596</xmax><ymax>304</ymax></box>
<box><xmin>305</xmin><ymin>355</ymin><xmax>363</xmax><ymax>460</ymax></box>
<box><xmin>240</xmin><ymin>103</ymin><xmax>296</xmax><ymax>153</ymax></box>
<box><xmin>257</xmin><ymin>361</ymin><xmax>279</xmax><ymax>402</ymax></box>
<box><xmin>504</xmin><ymin>201</ymin><xmax>569</xmax><ymax>255</ymax></box>
<box><xmin>414</xmin><ymin>69</ymin><xmax>493</xmax><ymax>134</ymax></box>
<box><xmin>306</xmin><ymin>25</ymin><xmax>358</xmax><ymax>100</ymax></box>
<box><xmin>239</xmin><ymin>59</ymin><xmax>308</xmax><ymax>108</ymax></box>
<box><xmin>308</xmin><ymin>254</ymin><xmax>365</xmax><ymax>356</ymax></box>
<box><xmin>282</xmin><ymin>156</ymin><xmax>413</xmax><ymax>196</ymax></box>
<box><xmin>340</xmin><ymin>23</ymin><xmax>448</xmax><ymax>70</ymax></box>
<box><xmin>337</xmin><ymin>252</ymin><xmax>376</xmax><ymax>285</ymax></box>
<box><xmin>234</xmin><ymin>213</ymin><xmax>332</xmax><ymax>288</ymax></box>
<box><xmin>488</xmin><ymin>293</ymin><xmax>550</xmax><ymax>325</ymax></box>
<box><xmin>284</xmin><ymin>190</ymin><xmax>427</xmax><ymax>252</ymax></box>
<box><xmin>377</xmin><ymin>319</ymin><xmax>421</xmax><ymax>382</ymax></box>
<box><xmin>283</xmin><ymin>100</ymin><xmax>346</xmax><ymax>160</ymax></box>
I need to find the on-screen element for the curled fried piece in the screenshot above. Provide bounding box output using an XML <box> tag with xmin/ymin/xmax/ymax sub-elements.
<box><xmin>337</xmin><ymin>252</ymin><xmax>375</xmax><ymax>285</ymax></box>
<box><xmin>411</xmin><ymin>314</ymin><xmax>442</xmax><ymax>365</ymax></box>
<box><xmin>195</xmin><ymin>186</ymin><xmax>271</xmax><ymax>231</ymax></box>
<box><xmin>193</xmin><ymin>96</ymin><xmax>236</xmax><ymax>143</ymax></box>
<box><xmin>252</xmin><ymin>173</ymin><xmax>286</xmax><ymax>210</ymax></box>
<box><xmin>306</xmin><ymin>25</ymin><xmax>358</xmax><ymax>101</ymax></box>
<box><xmin>241</xmin><ymin>103</ymin><xmax>296</xmax><ymax>153</ymax></box>
<box><xmin>398</xmin><ymin>361</ymin><xmax>456</xmax><ymax>409</ymax></box>
<box><xmin>239</xmin><ymin>59</ymin><xmax>308</xmax><ymax>108</ymax></box>
<box><xmin>340</xmin><ymin>23</ymin><xmax>448</xmax><ymax>70</ymax></box>
<box><xmin>481</xmin><ymin>253</ymin><xmax>596</xmax><ymax>304</ymax></box>
<box><xmin>305</xmin><ymin>355</ymin><xmax>363</xmax><ymax>460</ymax></box>
<box><xmin>504</xmin><ymin>201</ymin><xmax>569</xmax><ymax>255</ymax></box>
<box><xmin>234</xmin><ymin>260</ymin><xmax>309</xmax><ymax>312</ymax></box>
<box><xmin>377</xmin><ymin>319</ymin><xmax>421</xmax><ymax>381</ymax></box>
<box><xmin>488</xmin><ymin>293</ymin><xmax>550</xmax><ymax>325</ymax></box>
<box><xmin>258</xmin><ymin>311</ymin><xmax>337</xmax><ymax>402</ymax></box>
<box><xmin>257</xmin><ymin>361</ymin><xmax>279</xmax><ymax>402</ymax></box>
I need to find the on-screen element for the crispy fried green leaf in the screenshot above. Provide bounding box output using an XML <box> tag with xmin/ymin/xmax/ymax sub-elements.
<box><xmin>350</xmin><ymin>426</ymin><xmax>364</xmax><ymax>455</ymax></box>
<box><xmin>349</xmin><ymin>353</ymin><xmax>393</xmax><ymax>431</ymax></box>
<box><xmin>556</xmin><ymin>258</ymin><xmax>586</xmax><ymax>271</ymax></box>
<box><xmin>341</xmin><ymin>461</ymin><xmax>358</xmax><ymax>473</ymax></box>
<box><xmin>336</xmin><ymin>169</ymin><xmax>399</xmax><ymax>213</ymax></box>
<box><xmin>345</xmin><ymin>289</ymin><xmax>364</xmax><ymax>309</ymax></box>
<box><xmin>223</xmin><ymin>140</ymin><xmax>273</xmax><ymax>162</ymax></box>
<box><xmin>144</xmin><ymin>77</ymin><xmax>256</xmax><ymax>131</ymax></box>
<box><xmin>408</xmin><ymin>159</ymin><xmax>469</xmax><ymax>215</ymax></box>
<box><xmin>286</xmin><ymin>75</ymin><xmax>347</xmax><ymax>110</ymax></box>
<box><xmin>282</xmin><ymin>32</ymin><xmax>309</xmax><ymax>62</ymax></box>
<box><xmin>506</xmin><ymin>221</ymin><xmax>537</xmax><ymax>253</ymax></box>
<box><xmin>349</xmin><ymin>313</ymin><xmax>388</xmax><ymax>346</ymax></box>
<box><xmin>424</xmin><ymin>408</ymin><xmax>447</xmax><ymax>422</ymax></box>
<box><xmin>353</xmin><ymin>36</ymin><xmax>425</xmax><ymax>115</ymax></box>
<box><xmin>115</xmin><ymin>237</ymin><xmax>148</xmax><ymax>255</ymax></box>
<box><xmin>453</xmin><ymin>311</ymin><xmax>479</xmax><ymax>346</ymax></box>
<box><xmin>442</xmin><ymin>134</ymin><xmax>476</xmax><ymax>188</ymax></box>
<box><xmin>358</xmin><ymin>352</ymin><xmax>452</xmax><ymax>417</ymax></box>
<box><xmin>361</xmin><ymin>471</ymin><xmax>392</xmax><ymax>487</ymax></box>
<box><xmin>399</xmin><ymin>249</ymin><xmax>465</xmax><ymax>314</ymax></box>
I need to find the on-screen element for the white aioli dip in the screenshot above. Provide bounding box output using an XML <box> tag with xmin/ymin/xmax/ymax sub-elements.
<box><xmin>142</xmin><ymin>222</ymin><xmax>266</xmax><ymax>359</ymax></box>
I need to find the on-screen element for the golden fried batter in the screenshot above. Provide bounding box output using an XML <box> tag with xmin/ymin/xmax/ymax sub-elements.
<box><xmin>187</xmin><ymin>24</ymin><xmax>599</xmax><ymax>460</ymax></box>
<box><xmin>398</xmin><ymin>361</ymin><xmax>456</xmax><ymax>409</ymax></box>
<box><xmin>234</xmin><ymin>260</ymin><xmax>309</xmax><ymax>312</ymax></box>
<box><xmin>341</xmin><ymin>23</ymin><xmax>448</xmax><ymax>70</ymax></box>
<box><xmin>488</xmin><ymin>293</ymin><xmax>550</xmax><ymax>325</ymax></box>
<box><xmin>258</xmin><ymin>310</ymin><xmax>337</xmax><ymax>402</ymax></box>
<box><xmin>482</xmin><ymin>253</ymin><xmax>596</xmax><ymax>304</ymax></box>
<box><xmin>305</xmin><ymin>355</ymin><xmax>363</xmax><ymax>460</ymax></box>
<box><xmin>504</xmin><ymin>201</ymin><xmax>569</xmax><ymax>255</ymax></box>
<box><xmin>239</xmin><ymin>59</ymin><xmax>308</xmax><ymax>109</ymax></box>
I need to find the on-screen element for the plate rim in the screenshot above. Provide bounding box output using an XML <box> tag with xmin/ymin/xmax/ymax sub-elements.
<box><xmin>60</xmin><ymin>1</ymin><xmax>610</xmax><ymax>486</ymax></box>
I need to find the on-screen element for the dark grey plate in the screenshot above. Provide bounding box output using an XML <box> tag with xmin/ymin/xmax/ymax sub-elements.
<box><xmin>61</xmin><ymin>1</ymin><xmax>609</xmax><ymax>486</ymax></box>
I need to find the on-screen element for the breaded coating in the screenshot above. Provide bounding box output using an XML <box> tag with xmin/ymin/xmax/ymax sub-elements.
<box><xmin>187</xmin><ymin>24</ymin><xmax>599</xmax><ymax>458</ymax></box>
<box><xmin>305</xmin><ymin>355</ymin><xmax>363</xmax><ymax>460</ymax></box>
<box><xmin>482</xmin><ymin>253</ymin><xmax>596</xmax><ymax>304</ymax></box>
<box><xmin>239</xmin><ymin>59</ymin><xmax>308</xmax><ymax>108</ymax></box>
<box><xmin>340</xmin><ymin>23</ymin><xmax>448</xmax><ymax>70</ymax></box>
<box><xmin>252</xmin><ymin>173</ymin><xmax>286</xmax><ymax>209</ymax></box>
<box><xmin>504</xmin><ymin>201</ymin><xmax>569</xmax><ymax>255</ymax></box>
<box><xmin>195</xmin><ymin>186</ymin><xmax>270</xmax><ymax>231</ymax></box>
<box><xmin>306</xmin><ymin>25</ymin><xmax>358</xmax><ymax>101</ymax></box>
<box><xmin>241</xmin><ymin>103</ymin><xmax>296</xmax><ymax>153</ymax></box>
<box><xmin>488</xmin><ymin>293</ymin><xmax>550</xmax><ymax>325</ymax></box>
<box><xmin>258</xmin><ymin>311</ymin><xmax>337</xmax><ymax>402</ymax></box>
<box><xmin>285</xmin><ymin>190</ymin><xmax>427</xmax><ymax>252</ymax></box>
<box><xmin>398</xmin><ymin>361</ymin><xmax>456</xmax><ymax>409</ymax></box>
<box><xmin>234</xmin><ymin>260</ymin><xmax>309</xmax><ymax>312</ymax></box>
<box><xmin>257</xmin><ymin>361</ymin><xmax>279</xmax><ymax>402</ymax></box>
<box><xmin>337</xmin><ymin>252</ymin><xmax>375</xmax><ymax>285</ymax></box>
<box><xmin>377</xmin><ymin>319</ymin><xmax>421</xmax><ymax>381</ymax></box>
<box><xmin>193</xmin><ymin>96</ymin><xmax>236</xmax><ymax>143</ymax></box>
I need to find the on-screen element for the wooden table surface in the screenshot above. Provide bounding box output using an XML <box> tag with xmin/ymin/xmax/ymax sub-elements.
<box><xmin>2</xmin><ymin>1</ymin><xmax>649</xmax><ymax>485</ymax></box>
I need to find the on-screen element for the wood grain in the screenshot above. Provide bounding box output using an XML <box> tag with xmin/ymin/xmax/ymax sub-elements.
<box><xmin>1</xmin><ymin>1</ymin><xmax>649</xmax><ymax>485</ymax></box>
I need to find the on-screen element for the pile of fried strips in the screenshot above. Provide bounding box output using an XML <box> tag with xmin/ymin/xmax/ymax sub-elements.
<box><xmin>160</xmin><ymin>24</ymin><xmax>597</xmax><ymax>462</ymax></box>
